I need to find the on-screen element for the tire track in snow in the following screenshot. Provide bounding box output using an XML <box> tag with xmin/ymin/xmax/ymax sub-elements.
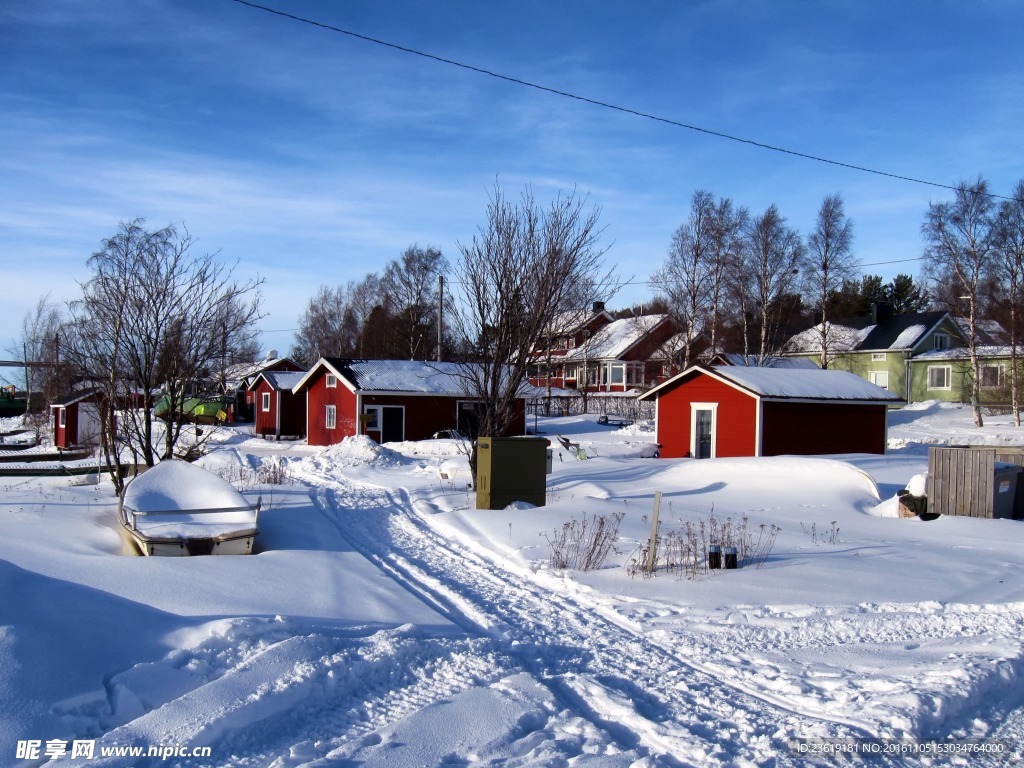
<box><xmin>304</xmin><ymin>471</ymin><xmax>892</xmax><ymax>767</ymax></box>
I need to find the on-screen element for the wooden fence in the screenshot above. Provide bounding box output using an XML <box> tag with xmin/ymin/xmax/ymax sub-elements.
<box><xmin>927</xmin><ymin>446</ymin><xmax>1024</xmax><ymax>519</ymax></box>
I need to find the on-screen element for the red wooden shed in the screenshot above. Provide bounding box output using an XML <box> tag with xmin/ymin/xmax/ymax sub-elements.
<box><xmin>292</xmin><ymin>359</ymin><xmax>528</xmax><ymax>447</ymax></box>
<box><xmin>638</xmin><ymin>365</ymin><xmax>902</xmax><ymax>459</ymax></box>
<box><xmin>51</xmin><ymin>388</ymin><xmax>104</xmax><ymax>449</ymax></box>
<box><xmin>247</xmin><ymin>370</ymin><xmax>306</xmax><ymax>440</ymax></box>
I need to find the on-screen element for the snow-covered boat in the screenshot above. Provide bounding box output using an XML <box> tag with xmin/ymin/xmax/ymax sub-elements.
<box><xmin>118</xmin><ymin>459</ymin><xmax>260</xmax><ymax>556</ymax></box>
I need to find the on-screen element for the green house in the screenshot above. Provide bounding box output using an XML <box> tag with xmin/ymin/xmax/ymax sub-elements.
<box><xmin>785</xmin><ymin>307</ymin><xmax>966</xmax><ymax>404</ymax></box>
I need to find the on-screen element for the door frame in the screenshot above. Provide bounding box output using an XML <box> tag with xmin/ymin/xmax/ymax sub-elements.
<box><xmin>690</xmin><ymin>402</ymin><xmax>718</xmax><ymax>459</ymax></box>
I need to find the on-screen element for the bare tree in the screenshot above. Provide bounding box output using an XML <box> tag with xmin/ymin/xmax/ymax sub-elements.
<box><xmin>993</xmin><ymin>180</ymin><xmax>1024</xmax><ymax>425</ymax></box>
<box><xmin>707</xmin><ymin>198</ymin><xmax>748</xmax><ymax>357</ymax></box>
<box><xmin>7</xmin><ymin>295</ymin><xmax>70</xmax><ymax>439</ymax></box>
<box><xmin>652</xmin><ymin>191</ymin><xmax>717</xmax><ymax>369</ymax></box>
<box><xmin>381</xmin><ymin>245</ymin><xmax>448</xmax><ymax>360</ymax></box>
<box><xmin>450</xmin><ymin>183</ymin><xmax>613</xmax><ymax>442</ymax></box>
<box><xmin>66</xmin><ymin>220</ymin><xmax>263</xmax><ymax>492</ymax></box>
<box><xmin>804</xmin><ymin>194</ymin><xmax>856</xmax><ymax>368</ymax></box>
<box><xmin>921</xmin><ymin>177</ymin><xmax>995</xmax><ymax>427</ymax></box>
<box><xmin>292</xmin><ymin>285</ymin><xmax>350</xmax><ymax>365</ymax></box>
<box><xmin>743</xmin><ymin>205</ymin><xmax>806</xmax><ymax>363</ymax></box>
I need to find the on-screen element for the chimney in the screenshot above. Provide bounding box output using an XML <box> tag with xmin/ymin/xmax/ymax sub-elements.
<box><xmin>870</xmin><ymin>302</ymin><xmax>893</xmax><ymax>325</ymax></box>
<box><xmin>266</xmin><ymin>349</ymin><xmax>278</xmax><ymax>361</ymax></box>
<box><xmin>592</xmin><ymin>301</ymin><xmax>605</xmax><ymax>314</ymax></box>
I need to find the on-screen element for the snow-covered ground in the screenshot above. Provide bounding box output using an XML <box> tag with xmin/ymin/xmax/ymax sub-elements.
<box><xmin>3</xmin><ymin>402</ymin><xmax>1024</xmax><ymax>766</ymax></box>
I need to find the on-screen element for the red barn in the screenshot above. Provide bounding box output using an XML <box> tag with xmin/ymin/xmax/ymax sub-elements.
<box><xmin>247</xmin><ymin>370</ymin><xmax>306</xmax><ymax>440</ymax></box>
<box><xmin>639</xmin><ymin>365</ymin><xmax>902</xmax><ymax>459</ymax></box>
<box><xmin>293</xmin><ymin>359</ymin><xmax>528</xmax><ymax>446</ymax></box>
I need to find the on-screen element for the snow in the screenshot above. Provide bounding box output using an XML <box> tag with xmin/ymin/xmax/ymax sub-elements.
<box><xmin>297</xmin><ymin>359</ymin><xmax>514</xmax><ymax>396</ymax></box>
<box><xmin>4</xmin><ymin>405</ymin><xmax>1024</xmax><ymax>765</ymax></box>
<box><xmin>710</xmin><ymin>366</ymin><xmax>903</xmax><ymax>401</ymax></box>
<box><xmin>121</xmin><ymin>460</ymin><xmax>258</xmax><ymax>540</ymax></box>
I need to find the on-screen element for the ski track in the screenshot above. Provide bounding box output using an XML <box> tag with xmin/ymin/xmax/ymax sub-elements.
<box><xmin>298</xmin><ymin>469</ymin><xmax>892</xmax><ymax>767</ymax></box>
<box><xmin>47</xmin><ymin>462</ymin><xmax>1024</xmax><ymax>767</ymax></box>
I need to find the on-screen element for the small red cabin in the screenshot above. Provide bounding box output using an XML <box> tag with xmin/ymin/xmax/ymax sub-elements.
<box><xmin>293</xmin><ymin>359</ymin><xmax>528</xmax><ymax>447</ymax></box>
<box><xmin>51</xmin><ymin>389</ymin><xmax>104</xmax><ymax>449</ymax></box>
<box><xmin>247</xmin><ymin>370</ymin><xmax>306</xmax><ymax>440</ymax></box>
<box><xmin>639</xmin><ymin>365</ymin><xmax>902</xmax><ymax>459</ymax></box>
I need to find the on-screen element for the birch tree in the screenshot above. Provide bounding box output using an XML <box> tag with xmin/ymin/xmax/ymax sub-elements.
<box><xmin>804</xmin><ymin>194</ymin><xmax>856</xmax><ymax>368</ymax></box>
<box><xmin>744</xmin><ymin>205</ymin><xmax>806</xmax><ymax>363</ymax></box>
<box><xmin>994</xmin><ymin>180</ymin><xmax>1024</xmax><ymax>426</ymax></box>
<box><xmin>922</xmin><ymin>177</ymin><xmax>995</xmax><ymax>427</ymax></box>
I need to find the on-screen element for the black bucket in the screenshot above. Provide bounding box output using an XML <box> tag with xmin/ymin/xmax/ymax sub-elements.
<box><xmin>708</xmin><ymin>544</ymin><xmax>722</xmax><ymax>570</ymax></box>
<box><xmin>723</xmin><ymin>546</ymin><xmax>738</xmax><ymax>569</ymax></box>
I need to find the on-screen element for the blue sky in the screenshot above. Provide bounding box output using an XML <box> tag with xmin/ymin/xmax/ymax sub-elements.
<box><xmin>2</xmin><ymin>0</ymin><xmax>1023</xmax><ymax>359</ymax></box>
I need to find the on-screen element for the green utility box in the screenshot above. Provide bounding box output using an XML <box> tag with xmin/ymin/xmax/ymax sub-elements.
<box><xmin>475</xmin><ymin>437</ymin><xmax>549</xmax><ymax>510</ymax></box>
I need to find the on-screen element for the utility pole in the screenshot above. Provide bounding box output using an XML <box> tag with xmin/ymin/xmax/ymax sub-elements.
<box><xmin>437</xmin><ymin>274</ymin><xmax>444</xmax><ymax>362</ymax></box>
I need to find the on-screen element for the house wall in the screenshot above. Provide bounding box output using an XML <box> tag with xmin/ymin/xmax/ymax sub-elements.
<box><xmin>908</xmin><ymin>355</ymin><xmax>1017</xmax><ymax>406</ymax></box>
<box><xmin>761</xmin><ymin>401</ymin><xmax>888</xmax><ymax>455</ymax></box>
<box><xmin>654</xmin><ymin>374</ymin><xmax>757</xmax><ymax>459</ymax></box>
<box><xmin>306</xmin><ymin>373</ymin><xmax>358</xmax><ymax>446</ymax></box>
<box><xmin>828</xmin><ymin>352</ymin><xmax>908</xmax><ymax>402</ymax></box>
<box><xmin>253</xmin><ymin>381</ymin><xmax>306</xmax><ymax>438</ymax></box>
<box><xmin>52</xmin><ymin>406</ymin><xmax>72</xmax><ymax>449</ymax></box>
<box><xmin>359</xmin><ymin>394</ymin><xmax>527</xmax><ymax>442</ymax></box>
<box><xmin>305</xmin><ymin>372</ymin><xmax>529</xmax><ymax>447</ymax></box>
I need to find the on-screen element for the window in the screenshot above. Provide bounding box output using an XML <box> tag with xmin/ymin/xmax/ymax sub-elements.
<box><xmin>261</xmin><ymin>392</ymin><xmax>271</xmax><ymax>412</ymax></box>
<box><xmin>981</xmin><ymin>365</ymin><xmax>1002</xmax><ymax>389</ymax></box>
<box><xmin>928</xmin><ymin>365</ymin><xmax>951</xmax><ymax>390</ymax></box>
<box><xmin>325</xmin><ymin>373</ymin><xmax>337</xmax><ymax>388</ymax></box>
<box><xmin>325</xmin><ymin>405</ymin><xmax>337</xmax><ymax>429</ymax></box>
<box><xmin>870</xmin><ymin>371</ymin><xmax>889</xmax><ymax>390</ymax></box>
<box><xmin>871</xmin><ymin>352</ymin><xmax>886</xmax><ymax>362</ymax></box>
<box><xmin>933</xmin><ymin>333</ymin><xmax>951</xmax><ymax>351</ymax></box>
<box><xmin>59</xmin><ymin>408</ymin><xmax>66</xmax><ymax>428</ymax></box>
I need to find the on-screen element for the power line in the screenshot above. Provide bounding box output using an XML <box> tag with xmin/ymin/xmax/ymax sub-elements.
<box><xmin>225</xmin><ymin>0</ymin><xmax>1010</xmax><ymax>199</ymax></box>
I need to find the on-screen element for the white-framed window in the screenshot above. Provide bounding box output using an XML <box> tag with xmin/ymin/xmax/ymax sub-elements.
<box><xmin>870</xmin><ymin>371</ymin><xmax>889</xmax><ymax>390</ymax></box>
<box><xmin>325</xmin><ymin>373</ymin><xmax>337</xmax><ymax>388</ymax></box>
<box><xmin>928</xmin><ymin>365</ymin><xmax>951</xmax><ymax>390</ymax></box>
<box><xmin>980</xmin><ymin>364</ymin><xmax>1003</xmax><ymax>389</ymax></box>
<box><xmin>59</xmin><ymin>408</ymin><xmax>66</xmax><ymax>428</ymax></box>
<box><xmin>933</xmin><ymin>333</ymin><xmax>951</xmax><ymax>351</ymax></box>
<box><xmin>261</xmin><ymin>392</ymin><xmax>271</xmax><ymax>412</ymax></box>
<box><xmin>325</xmin><ymin>404</ymin><xmax>337</xmax><ymax>429</ymax></box>
<box><xmin>871</xmin><ymin>352</ymin><xmax>886</xmax><ymax>362</ymax></box>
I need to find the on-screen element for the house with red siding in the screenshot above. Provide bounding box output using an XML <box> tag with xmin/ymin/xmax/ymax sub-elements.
<box><xmin>638</xmin><ymin>365</ymin><xmax>902</xmax><ymax>459</ymax></box>
<box><xmin>529</xmin><ymin>310</ymin><xmax>682</xmax><ymax>393</ymax></box>
<box><xmin>51</xmin><ymin>388</ymin><xmax>104</xmax><ymax>449</ymax></box>
<box><xmin>293</xmin><ymin>359</ymin><xmax>528</xmax><ymax>446</ymax></box>
<box><xmin>248</xmin><ymin>370</ymin><xmax>306</xmax><ymax>440</ymax></box>
<box><xmin>222</xmin><ymin>352</ymin><xmax>304</xmax><ymax>422</ymax></box>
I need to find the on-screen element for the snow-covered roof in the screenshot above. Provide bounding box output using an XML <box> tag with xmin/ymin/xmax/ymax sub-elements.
<box><xmin>641</xmin><ymin>365</ymin><xmax>902</xmax><ymax>403</ymax></box>
<box><xmin>785</xmin><ymin>311</ymin><xmax>956</xmax><ymax>354</ymax></box>
<box><xmin>294</xmin><ymin>359</ymin><xmax>525</xmax><ymax>397</ymax></box>
<box><xmin>784</xmin><ymin>323</ymin><xmax>874</xmax><ymax>354</ymax></box>
<box><xmin>715</xmin><ymin>366</ymin><xmax>903</xmax><ymax>401</ymax></box>
<box><xmin>222</xmin><ymin>356</ymin><xmax>301</xmax><ymax>389</ymax></box>
<box><xmin>248</xmin><ymin>370</ymin><xmax>305</xmax><ymax>392</ymax></box>
<box><xmin>559</xmin><ymin>315</ymin><xmax>671</xmax><ymax>362</ymax></box>
<box><xmin>715</xmin><ymin>354</ymin><xmax>821</xmax><ymax>369</ymax></box>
